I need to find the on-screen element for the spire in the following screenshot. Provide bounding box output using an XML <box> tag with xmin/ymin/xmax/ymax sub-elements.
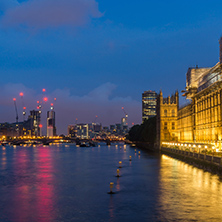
<box><xmin>219</xmin><ymin>37</ymin><xmax>222</xmax><ymax>63</ymax></box>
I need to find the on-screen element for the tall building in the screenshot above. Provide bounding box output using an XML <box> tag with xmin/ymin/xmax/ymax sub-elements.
<box><xmin>142</xmin><ymin>90</ymin><xmax>157</xmax><ymax>123</ymax></box>
<box><xmin>29</xmin><ymin>110</ymin><xmax>41</xmax><ymax>136</ymax></box>
<box><xmin>47</xmin><ymin>110</ymin><xmax>56</xmax><ymax>137</ymax></box>
<box><xmin>156</xmin><ymin>91</ymin><xmax>179</xmax><ymax>148</ymax></box>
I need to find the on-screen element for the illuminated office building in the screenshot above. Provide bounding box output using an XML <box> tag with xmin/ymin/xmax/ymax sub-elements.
<box><xmin>142</xmin><ymin>90</ymin><xmax>157</xmax><ymax>123</ymax></box>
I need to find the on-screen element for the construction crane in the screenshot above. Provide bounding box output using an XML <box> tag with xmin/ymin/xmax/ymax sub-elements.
<box><xmin>13</xmin><ymin>98</ymin><xmax>18</xmax><ymax>123</ymax></box>
<box><xmin>20</xmin><ymin>92</ymin><xmax>26</xmax><ymax>120</ymax></box>
<box><xmin>122</xmin><ymin>107</ymin><xmax>128</xmax><ymax>118</ymax></box>
<box><xmin>121</xmin><ymin>107</ymin><xmax>128</xmax><ymax>125</ymax></box>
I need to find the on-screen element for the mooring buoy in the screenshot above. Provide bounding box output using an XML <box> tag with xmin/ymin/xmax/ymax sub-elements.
<box><xmin>107</xmin><ymin>182</ymin><xmax>115</xmax><ymax>194</ymax></box>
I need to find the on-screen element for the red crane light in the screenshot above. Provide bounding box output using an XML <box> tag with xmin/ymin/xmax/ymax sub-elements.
<box><xmin>23</xmin><ymin>107</ymin><xmax>26</xmax><ymax>110</ymax></box>
<box><xmin>51</xmin><ymin>103</ymin><xmax>53</xmax><ymax>106</ymax></box>
<box><xmin>39</xmin><ymin>124</ymin><xmax>43</xmax><ymax>128</ymax></box>
<box><xmin>13</xmin><ymin>98</ymin><xmax>16</xmax><ymax>101</ymax></box>
<box><xmin>37</xmin><ymin>106</ymin><xmax>39</xmax><ymax>109</ymax></box>
<box><xmin>43</xmin><ymin>97</ymin><xmax>48</xmax><ymax>102</ymax></box>
<box><xmin>20</xmin><ymin>92</ymin><xmax>24</xmax><ymax>96</ymax></box>
<box><xmin>37</xmin><ymin>101</ymin><xmax>39</xmax><ymax>104</ymax></box>
<box><xmin>42</xmin><ymin>89</ymin><xmax>46</xmax><ymax>92</ymax></box>
<box><xmin>54</xmin><ymin>98</ymin><xmax>56</xmax><ymax>101</ymax></box>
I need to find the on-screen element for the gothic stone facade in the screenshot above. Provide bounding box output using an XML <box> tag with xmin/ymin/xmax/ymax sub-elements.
<box><xmin>157</xmin><ymin>38</ymin><xmax>222</xmax><ymax>149</ymax></box>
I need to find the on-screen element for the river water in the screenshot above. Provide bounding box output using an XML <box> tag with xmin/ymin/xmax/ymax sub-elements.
<box><xmin>0</xmin><ymin>143</ymin><xmax>222</xmax><ymax>222</ymax></box>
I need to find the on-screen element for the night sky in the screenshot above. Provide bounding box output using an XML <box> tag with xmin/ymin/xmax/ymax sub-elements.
<box><xmin>0</xmin><ymin>0</ymin><xmax>222</xmax><ymax>134</ymax></box>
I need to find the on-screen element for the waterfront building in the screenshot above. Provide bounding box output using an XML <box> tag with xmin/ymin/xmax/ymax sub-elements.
<box><xmin>68</xmin><ymin>125</ymin><xmax>76</xmax><ymax>138</ymax></box>
<box><xmin>68</xmin><ymin>124</ymin><xmax>89</xmax><ymax>139</ymax></box>
<box><xmin>157</xmin><ymin>37</ymin><xmax>222</xmax><ymax>149</ymax></box>
<box><xmin>142</xmin><ymin>90</ymin><xmax>157</xmax><ymax>123</ymax></box>
<box><xmin>28</xmin><ymin>110</ymin><xmax>41</xmax><ymax>136</ymax></box>
<box><xmin>0</xmin><ymin>110</ymin><xmax>42</xmax><ymax>138</ymax></box>
<box><xmin>0</xmin><ymin>122</ymin><xmax>22</xmax><ymax>137</ymax></box>
<box><xmin>110</xmin><ymin>125</ymin><xmax>116</xmax><ymax>132</ymax></box>
<box><xmin>156</xmin><ymin>91</ymin><xmax>179</xmax><ymax>147</ymax></box>
<box><xmin>47</xmin><ymin>110</ymin><xmax>56</xmax><ymax>137</ymax></box>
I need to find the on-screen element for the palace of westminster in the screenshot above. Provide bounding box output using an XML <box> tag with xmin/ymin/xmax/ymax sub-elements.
<box><xmin>143</xmin><ymin>38</ymin><xmax>222</xmax><ymax>149</ymax></box>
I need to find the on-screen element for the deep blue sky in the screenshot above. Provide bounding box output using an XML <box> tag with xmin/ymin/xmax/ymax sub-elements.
<box><xmin>0</xmin><ymin>0</ymin><xmax>222</xmax><ymax>134</ymax></box>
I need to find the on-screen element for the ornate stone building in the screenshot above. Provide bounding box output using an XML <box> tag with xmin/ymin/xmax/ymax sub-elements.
<box><xmin>156</xmin><ymin>91</ymin><xmax>179</xmax><ymax>147</ymax></box>
<box><xmin>157</xmin><ymin>37</ymin><xmax>222</xmax><ymax>149</ymax></box>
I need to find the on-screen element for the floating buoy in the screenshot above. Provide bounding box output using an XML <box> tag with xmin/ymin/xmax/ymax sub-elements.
<box><xmin>107</xmin><ymin>182</ymin><xmax>115</xmax><ymax>194</ymax></box>
<box><xmin>129</xmin><ymin>156</ymin><xmax>132</xmax><ymax>161</ymax></box>
<box><xmin>138</xmin><ymin>151</ymin><xmax>141</xmax><ymax>155</ymax></box>
<box><xmin>116</xmin><ymin>169</ymin><xmax>120</xmax><ymax>177</ymax></box>
<box><xmin>119</xmin><ymin>161</ymin><xmax>122</xmax><ymax>168</ymax></box>
<box><xmin>135</xmin><ymin>149</ymin><xmax>137</xmax><ymax>153</ymax></box>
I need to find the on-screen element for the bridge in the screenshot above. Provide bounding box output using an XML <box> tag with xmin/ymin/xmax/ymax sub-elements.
<box><xmin>2</xmin><ymin>136</ymin><xmax>124</xmax><ymax>146</ymax></box>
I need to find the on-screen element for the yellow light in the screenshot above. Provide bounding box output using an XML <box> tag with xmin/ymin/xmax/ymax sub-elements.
<box><xmin>205</xmin><ymin>146</ymin><xmax>208</xmax><ymax>149</ymax></box>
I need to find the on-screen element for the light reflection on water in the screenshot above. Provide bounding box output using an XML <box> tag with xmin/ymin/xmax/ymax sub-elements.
<box><xmin>157</xmin><ymin>155</ymin><xmax>222</xmax><ymax>221</ymax></box>
<box><xmin>0</xmin><ymin>145</ymin><xmax>222</xmax><ymax>221</ymax></box>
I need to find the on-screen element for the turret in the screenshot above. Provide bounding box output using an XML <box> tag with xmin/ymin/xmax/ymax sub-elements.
<box><xmin>168</xmin><ymin>95</ymin><xmax>170</xmax><ymax>104</ymax></box>
<box><xmin>219</xmin><ymin>37</ymin><xmax>222</xmax><ymax>63</ymax></box>
<box><xmin>159</xmin><ymin>90</ymin><xmax>163</xmax><ymax>104</ymax></box>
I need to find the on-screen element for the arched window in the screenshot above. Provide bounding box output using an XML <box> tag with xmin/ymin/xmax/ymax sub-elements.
<box><xmin>172</xmin><ymin>109</ymin><xmax>175</xmax><ymax>117</ymax></box>
<box><xmin>164</xmin><ymin>110</ymin><xmax>167</xmax><ymax>116</ymax></box>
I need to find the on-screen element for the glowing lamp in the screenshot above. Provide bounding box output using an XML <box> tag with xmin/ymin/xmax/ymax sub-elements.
<box><xmin>43</xmin><ymin>97</ymin><xmax>48</xmax><ymax>102</ymax></box>
<box><xmin>51</xmin><ymin>103</ymin><xmax>53</xmax><ymax>106</ymax></box>
<box><xmin>42</xmin><ymin>88</ymin><xmax>46</xmax><ymax>92</ymax></box>
<box><xmin>23</xmin><ymin>107</ymin><xmax>26</xmax><ymax>110</ymax></box>
<box><xmin>39</xmin><ymin>124</ymin><xmax>43</xmax><ymax>128</ymax></box>
<box><xmin>20</xmin><ymin>92</ymin><xmax>24</xmax><ymax>96</ymax></box>
<box><xmin>13</xmin><ymin>98</ymin><xmax>16</xmax><ymax>101</ymax></box>
<box><xmin>37</xmin><ymin>101</ymin><xmax>39</xmax><ymax>104</ymax></box>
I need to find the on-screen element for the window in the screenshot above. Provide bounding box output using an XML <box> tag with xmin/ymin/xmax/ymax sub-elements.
<box><xmin>164</xmin><ymin>122</ymin><xmax>167</xmax><ymax>129</ymax></box>
<box><xmin>172</xmin><ymin>109</ymin><xmax>175</xmax><ymax>117</ymax></box>
<box><xmin>172</xmin><ymin>122</ymin><xmax>175</xmax><ymax>130</ymax></box>
<box><xmin>164</xmin><ymin>110</ymin><xmax>167</xmax><ymax>116</ymax></box>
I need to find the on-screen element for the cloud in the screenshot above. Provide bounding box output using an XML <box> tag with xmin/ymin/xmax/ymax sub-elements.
<box><xmin>0</xmin><ymin>82</ymin><xmax>141</xmax><ymax>134</ymax></box>
<box><xmin>0</xmin><ymin>0</ymin><xmax>19</xmax><ymax>12</ymax></box>
<box><xmin>1</xmin><ymin>0</ymin><xmax>103</xmax><ymax>29</ymax></box>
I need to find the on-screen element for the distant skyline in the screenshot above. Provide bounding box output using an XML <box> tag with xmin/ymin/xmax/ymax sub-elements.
<box><xmin>0</xmin><ymin>0</ymin><xmax>222</xmax><ymax>134</ymax></box>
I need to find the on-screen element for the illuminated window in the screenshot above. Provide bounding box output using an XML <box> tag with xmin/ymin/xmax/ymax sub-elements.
<box><xmin>164</xmin><ymin>110</ymin><xmax>167</xmax><ymax>116</ymax></box>
<box><xmin>172</xmin><ymin>109</ymin><xmax>175</xmax><ymax>117</ymax></box>
<box><xmin>172</xmin><ymin>122</ymin><xmax>175</xmax><ymax>130</ymax></box>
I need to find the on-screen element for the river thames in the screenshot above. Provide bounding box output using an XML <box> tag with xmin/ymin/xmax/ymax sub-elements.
<box><xmin>0</xmin><ymin>143</ymin><xmax>222</xmax><ymax>221</ymax></box>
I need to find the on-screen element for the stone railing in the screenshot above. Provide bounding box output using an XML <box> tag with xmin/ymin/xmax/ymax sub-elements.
<box><xmin>161</xmin><ymin>147</ymin><xmax>222</xmax><ymax>166</ymax></box>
